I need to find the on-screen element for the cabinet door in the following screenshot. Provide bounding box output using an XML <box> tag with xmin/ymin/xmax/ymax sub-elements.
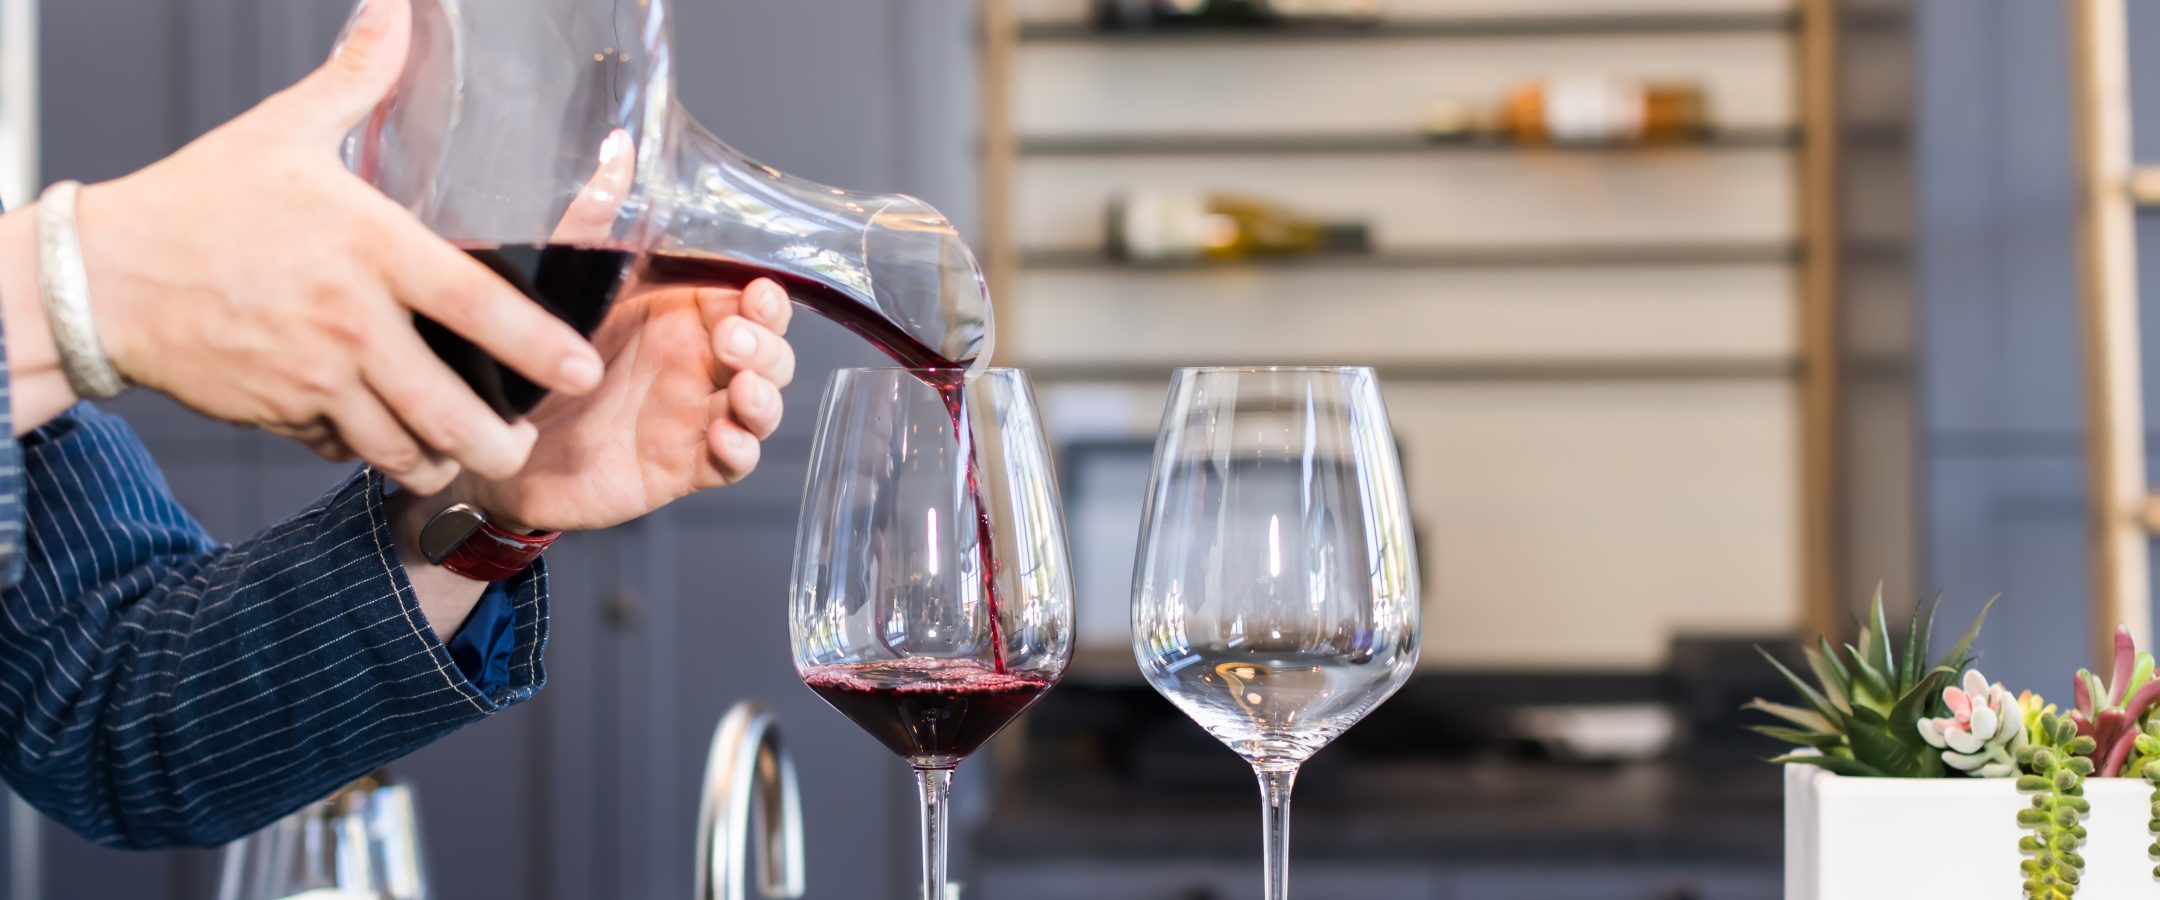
<box><xmin>608</xmin><ymin>493</ymin><xmax>915</xmax><ymax>900</ymax></box>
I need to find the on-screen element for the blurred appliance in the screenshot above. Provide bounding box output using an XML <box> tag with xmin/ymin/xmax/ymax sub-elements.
<box><xmin>215</xmin><ymin>771</ymin><xmax>425</xmax><ymax>900</ymax></box>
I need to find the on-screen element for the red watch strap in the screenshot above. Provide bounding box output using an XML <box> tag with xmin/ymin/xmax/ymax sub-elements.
<box><xmin>439</xmin><ymin>520</ymin><xmax>561</xmax><ymax>582</ymax></box>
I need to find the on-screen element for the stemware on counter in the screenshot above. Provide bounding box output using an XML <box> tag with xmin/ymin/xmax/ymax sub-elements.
<box><xmin>791</xmin><ymin>366</ymin><xmax>1420</xmax><ymax>900</ymax></box>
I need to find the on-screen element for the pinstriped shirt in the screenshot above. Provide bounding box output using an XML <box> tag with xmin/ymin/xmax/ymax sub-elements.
<box><xmin>0</xmin><ymin>403</ymin><xmax>549</xmax><ymax>849</ymax></box>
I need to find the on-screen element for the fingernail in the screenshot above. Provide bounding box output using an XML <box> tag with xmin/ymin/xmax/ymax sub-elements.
<box><xmin>332</xmin><ymin>0</ymin><xmax>378</xmax><ymax>58</ymax></box>
<box><xmin>600</xmin><ymin>129</ymin><xmax>633</xmax><ymax>164</ymax></box>
<box><xmin>724</xmin><ymin>429</ymin><xmax>753</xmax><ymax>452</ymax></box>
<box><xmin>755</xmin><ymin>282</ymin><xmax>784</xmax><ymax>320</ymax></box>
<box><xmin>755</xmin><ymin>379</ymin><xmax>778</xmax><ymax>411</ymax></box>
<box><xmin>560</xmin><ymin>353</ymin><xmax>603</xmax><ymax>390</ymax></box>
<box><xmin>727</xmin><ymin>323</ymin><xmax>757</xmax><ymax>359</ymax></box>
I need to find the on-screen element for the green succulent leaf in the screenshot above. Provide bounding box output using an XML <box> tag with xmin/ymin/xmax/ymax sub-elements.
<box><xmin>1901</xmin><ymin>593</ymin><xmax>1941</xmax><ymax>694</ymax></box>
<box><xmin>1933</xmin><ymin>595</ymin><xmax>1997</xmax><ymax>674</ymax></box>
<box><xmin>1748</xmin><ymin>725</ymin><xmax>1844</xmax><ymax>749</ymax></box>
<box><xmin>1757</xmin><ymin>646</ymin><xmax>1846</xmax><ymax>728</ymax></box>
<box><xmin>1744</xmin><ymin>699</ymin><xmax>1836</xmax><ymax>733</ymax></box>
<box><xmin>1890</xmin><ymin>669</ymin><xmax>1951</xmax><ymax>739</ymax></box>
<box><xmin>1846</xmin><ymin>645</ymin><xmax>1894</xmax><ymax>710</ymax></box>
<box><xmin>1847</xmin><ymin>704</ymin><xmax>1937</xmax><ymax>777</ymax></box>
<box><xmin>1769</xmin><ymin>753</ymin><xmax>1888</xmax><ymax>777</ymax></box>
<box><xmin>1867</xmin><ymin>585</ymin><xmax>1897</xmax><ymax>674</ymax></box>
<box><xmin>1806</xmin><ymin>644</ymin><xmax>1854</xmax><ymax>715</ymax></box>
<box><xmin>1856</xmin><ymin>585</ymin><xmax>1886</xmax><ymax>671</ymax></box>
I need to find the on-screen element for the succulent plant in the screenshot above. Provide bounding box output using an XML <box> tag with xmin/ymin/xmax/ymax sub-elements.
<box><xmin>1747</xmin><ymin>589</ymin><xmax>1994</xmax><ymax>778</ymax></box>
<box><xmin>2069</xmin><ymin>626</ymin><xmax>2160</xmax><ymax>778</ymax></box>
<box><xmin>1919</xmin><ymin>669</ymin><xmax>2025</xmax><ymax>776</ymax></box>
<box><xmin>2127</xmin><ymin>716</ymin><xmax>2160</xmax><ymax>881</ymax></box>
<box><xmin>2017</xmin><ymin>710</ymin><xmax>2096</xmax><ymax>900</ymax></box>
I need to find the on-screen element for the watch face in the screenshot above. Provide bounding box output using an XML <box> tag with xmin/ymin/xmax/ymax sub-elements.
<box><xmin>420</xmin><ymin>504</ymin><xmax>488</xmax><ymax>565</ymax></box>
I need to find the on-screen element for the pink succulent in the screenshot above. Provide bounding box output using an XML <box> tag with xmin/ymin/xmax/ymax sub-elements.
<box><xmin>2069</xmin><ymin>625</ymin><xmax>2160</xmax><ymax>777</ymax></box>
<box><xmin>1917</xmin><ymin>669</ymin><xmax>2023</xmax><ymax>777</ymax></box>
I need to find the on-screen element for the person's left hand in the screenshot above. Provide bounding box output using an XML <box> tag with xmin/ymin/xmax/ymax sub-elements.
<box><xmin>442</xmin><ymin>276</ymin><xmax>797</xmax><ymax>533</ymax></box>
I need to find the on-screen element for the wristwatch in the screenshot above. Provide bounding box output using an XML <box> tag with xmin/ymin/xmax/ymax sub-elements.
<box><xmin>419</xmin><ymin>503</ymin><xmax>561</xmax><ymax>581</ymax></box>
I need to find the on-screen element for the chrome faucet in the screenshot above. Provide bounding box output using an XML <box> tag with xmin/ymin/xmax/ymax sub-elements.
<box><xmin>696</xmin><ymin>702</ymin><xmax>806</xmax><ymax>900</ymax></box>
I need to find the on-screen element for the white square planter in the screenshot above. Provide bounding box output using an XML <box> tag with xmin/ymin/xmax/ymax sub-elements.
<box><xmin>1786</xmin><ymin>764</ymin><xmax>2158</xmax><ymax>898</ymax></box>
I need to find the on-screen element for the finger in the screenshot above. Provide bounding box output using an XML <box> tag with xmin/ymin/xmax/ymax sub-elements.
<box><xmin>373</xmin><ymin>208</ymin><xmax>606</xmax><ymax>396</ymax></box>
<box><xmin>265</xmin><ymin>0</ymin><xmax>414</xmax><ymax>143</ymax></box>
<box><xmin>364</xmin><ymin>318</ymin><xmax>540</xmax><ymax>479</ymax></box>
<box><xmin>742</xmin><ymin>278</ymin><xmax>792</xmax><ymax>336</ymax></box>
<box><xmin>308</xmin><ymin>435</ymin><xmax>358</xmax><ymax>464</ymax></box>
<box><xmin>264</xmin><ymin>419</ymin><xmax>355</xmax><ymax>462</ymax></box>
<box><xmin>332</xmin><ymin>388</ymin><xmax>459</xmax><ymax>494</ymax></box>
<box><xmin>726</xmin><ymin>371</ymin><xmax>783</xmax><ymax>440</ymax></box>
<box><xmin>550</xmin><ymin>129</ymin><xmax>636</xmax><ymax>244</ymax></box>
<box><xmin>713</xmin><ymin>316</ymin><xmax>796</xmax><ymax>389</ymax></box>
<box><xmin>701</xmin><ymin>392</ymin><xmax>762</xmax><ymax>487</ymax></box>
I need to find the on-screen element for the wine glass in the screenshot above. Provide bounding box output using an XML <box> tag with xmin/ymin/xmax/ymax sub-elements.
<box><xmin>1131</xmin><ymin>366</ymin><xmax>1421</xmax><ymax>900</ymax></box>
<box><xmin>216</xmin><ymin>771</ymin><xmax>425</xmax><ymax>900</ymax></box>
<box><xmin>790</xmin><ymin>368</ymin><xmax>1072</xmax><ymax>900</ymax></box>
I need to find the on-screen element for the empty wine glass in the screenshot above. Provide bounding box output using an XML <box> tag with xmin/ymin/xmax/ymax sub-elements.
<box><xmin>216</xmin><ymin>771</ymin><xmax>426</xmax><ymax>900</ymax></box>
<box><xmin>1131</xmin><ymin>366</ymin><xmax>1421</xmax><ymax>900</ymax></box>
<box><xmin>790</xmin><ymin>368</ymin><xmax>1072</xmax><ymax>900</ymax></box>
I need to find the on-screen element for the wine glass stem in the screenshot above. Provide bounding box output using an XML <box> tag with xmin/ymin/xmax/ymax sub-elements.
<box><xmin>1256</xmin><ymin>765</ymin><xmax>1299</xmax><ymax>900</ymax></box>
<box><xmin>914</xmin><ymin>765</ymin><xmax>955</xmax><ymax>900</ymax></box>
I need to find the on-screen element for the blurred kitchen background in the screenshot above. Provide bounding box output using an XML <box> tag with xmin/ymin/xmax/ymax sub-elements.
<box><xmin>2</xmin><ymin>0</ymin><xmax>2157</xmax><ymax>897</ymax></box>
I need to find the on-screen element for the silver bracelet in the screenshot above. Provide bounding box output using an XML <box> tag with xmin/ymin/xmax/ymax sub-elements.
<box><xmin>34</xmin><ymin>181</ymin><xmax>127</xmax><ymax>400</ymax></box>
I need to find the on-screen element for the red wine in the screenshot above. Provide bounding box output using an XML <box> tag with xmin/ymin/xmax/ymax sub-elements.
<box><xmin>428</xmin><ymin>246</ymin><xmax>1013</xmax><ymax>670</ymax></box>
<box><xmin>639</xmin><ymin>254</ymin><xmax>961</xmax><ymax>375</ymax></box>
<box><xmin>636</xmin><ymin>253</ymin><xmax>1012</xmax><ymax>673</ymax></box>
<box><xmin>803</xmin><ymin>658</ymin><xmax>1051</xmax><ymax>763</ymax></box>
<box><xmin>430</xmin><ymin>244</ymin><xmax>636</xmax><ymax>417</ymax></box>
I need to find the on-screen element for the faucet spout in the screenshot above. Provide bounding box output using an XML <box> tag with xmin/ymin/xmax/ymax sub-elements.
<box><xmin>695</xmin><ymin>702</ymin><xmax>806</xmax><ymax>900</ymax></box>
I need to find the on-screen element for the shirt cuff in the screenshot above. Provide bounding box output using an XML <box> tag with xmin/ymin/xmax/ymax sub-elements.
<box><xmin>445</xmin><ymin>580</ymin><xmax>522</xmax><ymax>696</ymax></box>
<box><xmin>359</xmin><ymin>467</ymin><xmax>548</xmax><ymax>709</ymax></box>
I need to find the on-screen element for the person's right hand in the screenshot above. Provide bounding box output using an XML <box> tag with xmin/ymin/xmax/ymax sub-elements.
<box><xmin>66</xmin><ymin>0</ymin><xmax>603</xmax><ymax>493</ymax></box>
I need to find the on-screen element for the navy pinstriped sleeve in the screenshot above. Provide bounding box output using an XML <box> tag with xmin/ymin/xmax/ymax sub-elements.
<box><xmin>0</xmin><ymin>405</ymin><xmax>548</xmax><ymax>849</ymax></box>
<box><xmin>0</xmin><ymin>281</ymin><xmax>22</xmax><ymax>587</ymax></box>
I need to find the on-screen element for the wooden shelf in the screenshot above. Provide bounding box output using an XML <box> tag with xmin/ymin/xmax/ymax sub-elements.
<box><xmin>1017</xmin><ymin>11</ymin><xmax>1799</xmax><ymax>43</ymax></box>
<box><xmin>1022</xmin><ymin>243</ymin><xmax>1804</xmax><ymax>271</ymax></box>
<box><xmin>1018</xmin><ymin>128</ymin><xmax>1799</xmax><ymax>157</ymax></box>
<box><xmin>1022</xmin><ymin>358</ymin><xmax>1806</xmax><ymax>384</ymax></box>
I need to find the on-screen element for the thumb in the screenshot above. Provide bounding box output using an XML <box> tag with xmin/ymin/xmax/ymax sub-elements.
<box><xmin>273</xmin><ymin>0</ymin><xmax>414</xmax><ymax>141</ymax></box>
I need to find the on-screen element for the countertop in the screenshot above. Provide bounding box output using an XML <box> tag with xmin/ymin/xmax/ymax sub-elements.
<box><xmin>977</xmin><ymin>756</ymin><xmax>1784</xmax><ymax>865</ymax></box>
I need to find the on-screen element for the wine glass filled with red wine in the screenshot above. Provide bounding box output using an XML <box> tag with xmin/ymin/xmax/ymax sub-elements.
<box><xmin>791</xmin><ymin>367</ymin><xmax>1072</xmax><ymax>899</ymax></box>
<box><xmin>345</xmin><ymin>0</ymin><xmax>993</xmax><ymax>418</ymax></box>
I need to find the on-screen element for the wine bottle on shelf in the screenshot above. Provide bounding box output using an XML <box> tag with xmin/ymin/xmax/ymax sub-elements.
<box><xmin>1106</xmin><ymin>190</ymin><xmax>1373</xmax><ymax>263</ymax></box>
<box><xmin>1471</xmin><ymin>77</ymin><xmax>1711</xmax><ymax>146</ymax></box>
<box><xmin>1092</xmin><ymin>0</ymin><xmax>1382</xmax><ymax>31</ymax></box>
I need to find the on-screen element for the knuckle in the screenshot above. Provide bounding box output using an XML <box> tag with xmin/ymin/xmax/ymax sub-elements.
<box><xmin>308</xmin><ymin>285</ymin><xmax>372</xmax><ymax>350</ymax></box>
<box><xmin>423</xmin><ymin>410</ymin><xmax>470</xmax><ymax>454</ymax></box>
<box><xmin>370</xmin><ymin>441</ymin><xmax>425</xmax><ymax>475</ymax></box>
<box><xmin>429</xmin><ymin>283</ymin><xmax>487</xmax><ymax>326</ymax></box>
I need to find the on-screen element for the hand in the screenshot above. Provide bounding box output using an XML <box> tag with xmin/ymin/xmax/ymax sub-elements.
<box><xmin>63</xmin><ymin>0</ymin><xmax>604</xmax><ymax>492</ymax></box>
<box><xmin>448</xmin><ymin>277</ymin><xmax>798</xmax><ymax>533</ymax></box>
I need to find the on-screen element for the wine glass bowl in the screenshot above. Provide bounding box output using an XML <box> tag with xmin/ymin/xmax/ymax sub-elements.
<box><xmin>790</xmin><ymin>367</ymin><xmax>1071</xmax><ymax>897</ymax></box>
<box><xmin>1132</xmin><ymin>366</ymin><xmax>1420</xmax><ymax>899</ymax></box>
